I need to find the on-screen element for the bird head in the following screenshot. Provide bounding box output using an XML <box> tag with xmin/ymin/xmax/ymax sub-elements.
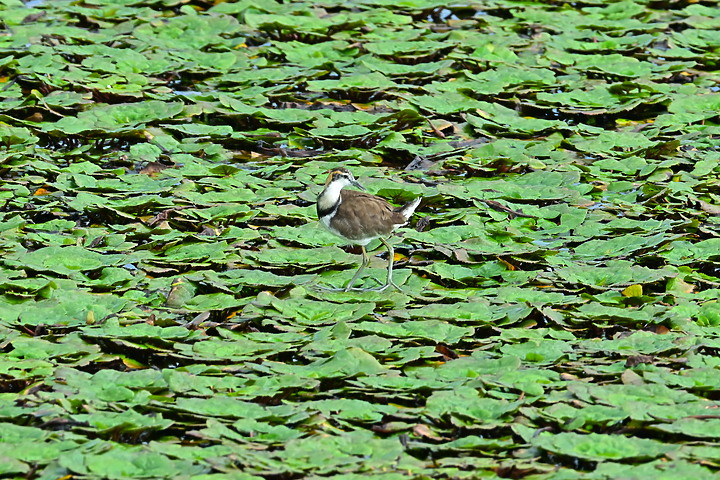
<box><xmin>324</xmin><ymin>167</ymin><xmax>366</xmax><ymax>191</ymax></box>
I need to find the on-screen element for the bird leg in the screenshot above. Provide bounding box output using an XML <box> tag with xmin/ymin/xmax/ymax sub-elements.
<box><xmin>378</xmin><ymin>238</ymin><xmax>402</xmax><ymax>292</ymax></box>
<box><xmin>344</xmin><ymin>245</ymin><xmax>370</xmax><ymax>291</ymax></box>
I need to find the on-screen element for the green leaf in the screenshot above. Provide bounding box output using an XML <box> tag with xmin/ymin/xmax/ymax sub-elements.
<box><xmin>47</xmin><ymin>101</ymin><xmax>185</xmax><ymax>134</ymax></box>
<box><xmin>532</xmin><ymin>432</ymin><xmax>674</xmax><ymax>461</ymax></box>
<box><xmin>354</xmin><ymin>320</ymin><xmax>474</xmax><ymax>343</ymax></box>
<box><xmin>425</xmin><ymin>387</ymin><xmax>519</xmax><ymax>424</ymax></box>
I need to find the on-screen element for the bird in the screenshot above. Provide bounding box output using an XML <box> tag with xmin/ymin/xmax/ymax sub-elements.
<box><xmin>316</xmin><ymin>167</ymin><xmax>421</xmax><ymax>291</ymax></box>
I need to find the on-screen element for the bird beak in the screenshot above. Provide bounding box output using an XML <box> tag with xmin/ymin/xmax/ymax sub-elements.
<box><xmin>350</xmin><ymin>179</ymin><xmax>366</xmax><ymax>191</ymax></box>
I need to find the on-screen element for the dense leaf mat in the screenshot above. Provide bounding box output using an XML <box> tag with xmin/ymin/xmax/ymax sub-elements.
<box><xmin>1</xmin><ymin>0</ymin><xmax>720</xmax><ymax>478</ymax></box>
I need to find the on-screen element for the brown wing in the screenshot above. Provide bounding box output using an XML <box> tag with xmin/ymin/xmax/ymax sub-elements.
<box><xmin>331</xmin><ymin>190</ymin><xmax>408</xmax><ymax>241</ymax></box>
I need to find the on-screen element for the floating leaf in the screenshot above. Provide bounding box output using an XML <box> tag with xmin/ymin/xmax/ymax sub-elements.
<box><xmin>532</xmin><ymin>432</ymin><xmax>674</xmax><ymax>461</ymax></box>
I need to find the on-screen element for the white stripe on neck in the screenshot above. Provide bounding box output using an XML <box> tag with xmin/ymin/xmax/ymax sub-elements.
<box><xmin>317</xmin><ymin>179</ymin><xmax>347</xmax><ymax>214</ymax></box>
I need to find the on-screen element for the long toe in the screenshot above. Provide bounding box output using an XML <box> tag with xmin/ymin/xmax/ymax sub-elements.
<box><xmin>378</xmin><ymin>281</ymin><xmax>402</xmax><ymax>292</ymax></box>
<box><xmin>317</xmin><ymin>284</ymin><xmax>347</xmax><ymax>292</ymax></box>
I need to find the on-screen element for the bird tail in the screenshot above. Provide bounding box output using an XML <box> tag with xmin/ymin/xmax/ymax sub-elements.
<box><xmin>398</xmin><ymin>197</ymin><xmax>421</xmax><ymax>221</ymax></box>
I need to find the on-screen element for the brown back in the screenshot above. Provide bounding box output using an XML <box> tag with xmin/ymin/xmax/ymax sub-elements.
<box><xmin>330</xmin><ymin>190</ymin><xmax>408</xmax><ymax>241</ymax></box>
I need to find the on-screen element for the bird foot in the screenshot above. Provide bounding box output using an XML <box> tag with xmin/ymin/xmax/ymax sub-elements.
<box><xmin>316</xmin><ymin>285</ymin><xmax>347</xmax><ymax>292</ymax></box>
<box><xmin>345</xmin><ymin>281</ymin><xmax>402</xmax><ymax>293</ymax></box>
<box><xmin>316</xmin><ymin>284</ymin><xmax>403</xmax><ymax>293</ymax></box>
<box><xmin>378</xmin><ymin>281</ymin><xmax>403</xmax><ymax>292</ymax></box>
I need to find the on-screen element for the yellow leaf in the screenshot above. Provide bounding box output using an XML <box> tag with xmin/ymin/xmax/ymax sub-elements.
<box><xmin>622</xmin><ymin>284</ymin><xmax>643</xmax><ymax>297</ymax></box>
<box><xmin>668</xmin><ymin>277</ymin><xmax>695</xmax><ymax>294</ymax></box>
<box><xmin>122</xmin><ymin>357</ymin><xmax>147</xmax><ymax>369</ymax></box>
